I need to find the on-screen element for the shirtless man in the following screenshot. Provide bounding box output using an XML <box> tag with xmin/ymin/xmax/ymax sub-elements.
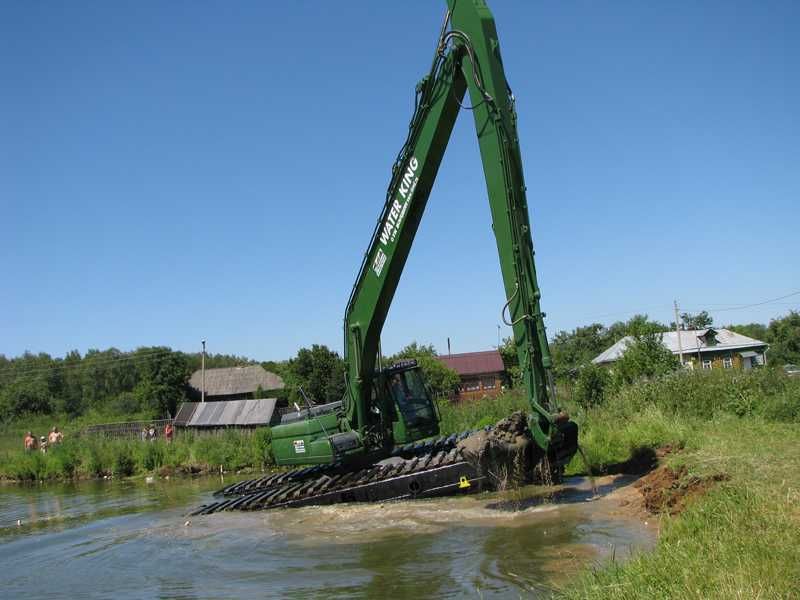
<box><xmin>48</xmin><ymin>427</ymin><xmax>63</xmax><ymax>445</ymax></box>
<box><xmin>24</xmin><ymin>431</ymin><xmax>37</xmax><ymax>451</ymax></box>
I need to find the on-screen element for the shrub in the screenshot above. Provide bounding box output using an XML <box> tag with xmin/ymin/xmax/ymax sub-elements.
<box><xmin>612</xmin><ymin>332</ymin><xmax>680</xmax><ymax>386</ymax></box>
<box><xmin>574</xmin><ymin>364</ymin><xmax>610</xmax><ymax>409</ymax></box>
<box><xmin>113</xmin><ymin>444</ymin><xmax>136</xmax><ymax>477</ymax></box>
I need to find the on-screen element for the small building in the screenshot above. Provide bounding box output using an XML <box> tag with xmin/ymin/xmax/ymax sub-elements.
<box><xmin>174</xmin><ymin>398</ymin><xmax>278</xmax><ymax>433</ymax></box>
<box><xmin>592</xmin><ymin>328</ymin><xmax>769</xmax><ymax>371</ymax></box>
<box><xmin>188</xmin><ymin>365</ymin><xmax>284</xmax><ymax>402</ymax></box>
<box><xmin>437</xmin><ymin>350</ymin><xmax>506</xmax><ymax>401</ymax></box>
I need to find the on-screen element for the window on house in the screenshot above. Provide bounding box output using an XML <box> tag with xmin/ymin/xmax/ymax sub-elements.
<box><xmin>722</xmin><ymin>357</ymin><xmax>733</xmax><ymax>369</ymax></box>
<box><xmin>462</xmin><ymin>379</ymin><xmax>481</xmax><ymax>392</ymax></box>
<box><xmin>702</xmin><ymin>359</ymin><xmax>712</xmax><ymax>370</ymax></box>
<box><xmin>482</xmin><ymin>377</ymin><xmax>496</xmax><ymax>390</ymax></box>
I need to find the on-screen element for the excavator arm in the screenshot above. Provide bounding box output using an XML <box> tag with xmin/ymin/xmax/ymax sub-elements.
<box><xmin>344</xmin><ymin>1</ymin><xmax>558</xmax><ymax>450</ymax></box>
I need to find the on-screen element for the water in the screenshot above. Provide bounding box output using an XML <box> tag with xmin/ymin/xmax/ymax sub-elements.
<box><xmin>0</xmin><ymin>475</ymin><xmax>655</xmax><ymax>599</ymax></box>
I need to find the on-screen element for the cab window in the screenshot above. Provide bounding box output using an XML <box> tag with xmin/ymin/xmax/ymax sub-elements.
<box><xmin>387</xmin><ymin>370</ymin><xmax>434</xmax><ymax>427</ymax></box>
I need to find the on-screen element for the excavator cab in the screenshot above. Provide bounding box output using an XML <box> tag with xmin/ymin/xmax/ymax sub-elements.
<box><xmin>380</xmin><ymin>360</ymin><xmax>440</xmax><ymax>444</ymax></box>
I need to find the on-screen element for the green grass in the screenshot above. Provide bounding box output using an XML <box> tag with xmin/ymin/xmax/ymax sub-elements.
<box><xmin>437</xmin><ymin>391</ymin><xmax>529</xmax><ymax>435</ymax></box>
<box><xmin>559</xmin><ymin>419</ymin><xmax>800</xmax><ymax>599</ymax></box>
<box><xmin>0</xmin><ymin>410</ymin><xmax>153</xmax><ymax>454</ymax></box>
<box><xmin>551</xmin><ymin>369</ymin><xmax>800</xmax><ymax>599</ymax></box>
<box><xmin>0</xmin><ymin>428</ymin><xmax>273</xmax><ymax>481</ymax></box>
<box><xmin>437</xmin><ymin>369</ymin><xmax>800</xmax><ymax>598</ymax></box>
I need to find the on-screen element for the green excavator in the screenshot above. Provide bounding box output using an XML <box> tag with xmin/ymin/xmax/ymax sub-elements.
<box><xmin>192</xmin><ymin>0</ymin><xmax>578</xmax><ymax>515</ymax></box>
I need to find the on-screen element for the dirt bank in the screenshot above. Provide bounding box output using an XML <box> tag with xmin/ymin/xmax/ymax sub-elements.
<box><xmin>634</xmin><ymin>465</ymin><xmax>730</xmax><ymax>515</ymax></box>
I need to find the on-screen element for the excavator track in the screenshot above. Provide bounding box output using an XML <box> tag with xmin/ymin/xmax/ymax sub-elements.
<box><xmin>189</xmin><ymin>429</ymin><xmax>487</xmax><ymax>516</ymax></box>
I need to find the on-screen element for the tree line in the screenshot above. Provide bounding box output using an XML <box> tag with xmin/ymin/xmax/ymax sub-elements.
<box><xmin>542</xmin><ymin>310</ymin><xmax>800</xmax><ymax>382</ymax></box>
<box><xmin>1</xmin><ymin>310</ymin><xmax>797</xmax><ymax>423</ymax></box>
<box><xmin>0</xmin><ymin>348</ymin><xmax>253</xmax><ymax>422</ymax></box>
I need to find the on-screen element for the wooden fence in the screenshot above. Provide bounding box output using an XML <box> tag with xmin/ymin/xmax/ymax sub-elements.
<box><xmin>82</xmin><ymin>419</ymin><xmax>173</xmax><ymax>441</ymax></box>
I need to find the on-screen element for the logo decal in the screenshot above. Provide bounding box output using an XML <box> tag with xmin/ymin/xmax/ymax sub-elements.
<box><xmin>372</xmin><ymin>156</ymin><xmax>419</xmax><ymax>277</ymax></box>
<box><xmin>372</xmin><ymin>248</ymin><xmax>387</xmax><ymax>277</ymax></box>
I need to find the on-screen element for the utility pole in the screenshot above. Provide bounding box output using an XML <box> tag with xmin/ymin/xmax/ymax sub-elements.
<box><xmin>447</xmin><ymin>337</ymin><xmax>451</xmax><ymax>357</ymax></box>
<box><xmin>673</xmin><ymin>300</ymin><xmax>684</xmax><ymax>366</ymax></box>
<box><xmin>497</xmin><ymin>324</ymin><xmax>501</xmax><ymax>348</ymax></box>
<box><xmin>201</xmin><ymin>339</ymin><xmax>206</xmax><ymax>403</ymax></box>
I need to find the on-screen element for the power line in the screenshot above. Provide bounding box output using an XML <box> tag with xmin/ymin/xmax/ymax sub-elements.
<box><xmin>565</xmin><ymin>290</ymin><xmax>799</xmax><ymax>326</ymax></box>
<box><xmin>0</xmin><ymin>348</ymin><xmax>179</xmax><ymax>379</ymax></box>
<box><xmin>687</xmin><ymin>290</ymin><xmax>800</xmax><ymax>313</ymax></box>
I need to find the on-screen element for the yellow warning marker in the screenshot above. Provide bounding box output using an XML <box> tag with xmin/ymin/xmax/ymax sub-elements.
<box><xmin>458</xmin><ymin>476</ymin><xmax>471</xmax><ymax>489</ymax></box>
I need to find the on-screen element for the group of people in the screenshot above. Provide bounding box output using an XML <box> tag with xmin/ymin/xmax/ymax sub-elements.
<box><xmin>140</xmin><ymin>422</ymin><xmax>174</xmax><ymax>443</ymax></box>
<box><xmin>23</xmin><ymin>427</ymin><xmax>63</xmax><ymax>453</ymax></box>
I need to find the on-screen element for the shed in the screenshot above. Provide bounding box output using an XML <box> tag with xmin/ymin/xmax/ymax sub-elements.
<box><xmin>188</xmin><ymin>365</ymin><xmax>284</xmax><ymax>402</ymax></box>
<box><xmin>174</xmin><ymin>398</ymin><xmax>277</xmax><ymax>429</ymax></box>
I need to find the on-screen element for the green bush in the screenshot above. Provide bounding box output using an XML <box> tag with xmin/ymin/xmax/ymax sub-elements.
<box><xmin>574</xmin><ymin>364</ymin><xmax>610</xmax><ymax>408</ymax></box>
<box><xmin>113</xmin><ymin>444</ymin><xmax>136</xmax><ymax>477</ymax></box>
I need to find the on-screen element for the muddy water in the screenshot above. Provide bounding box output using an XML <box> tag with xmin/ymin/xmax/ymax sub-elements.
<box><xmin>0</xmin><ymin>475</ymin><xmax>655</xmax><ymax>598</ymax></box>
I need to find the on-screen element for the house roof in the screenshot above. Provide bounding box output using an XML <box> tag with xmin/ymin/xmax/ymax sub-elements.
<box><xmin>592</xmin><ymin>328</ymin><xmax>768</xmax><ymax>364</ymax></box>
<box><xmin>188</xmin><ymin>365</ymin><xmax>284</xmax><ymax>397</ymax></box>
<box><xmin>174</xmin><ymin>398</ymin><xmax>277</xmax><ymax>427</ymax></box>
<box><xmin>437</xmin><ymin>350</ymin><xmax>505</xmax><ymax>376</ymax></box>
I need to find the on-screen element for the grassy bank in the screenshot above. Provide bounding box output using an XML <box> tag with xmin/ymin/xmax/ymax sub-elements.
<box><xmin>0</xmin><ymin>429</ymin><xmax>272</xmax><ymax>481</ymax></box>
<box><xmin>441</xmin><ymin>368</ymin><xmax>800</xmax><ymax>598</ymax></box>
<box><xmin>555</xmin><ymin>368</ymin><xmax>800</xmax><ymax>599</ymax></box>
<box><xmin>560</xmin><ymin>418</ymin><xmax>800</xmax><ymax>599</ymax></box>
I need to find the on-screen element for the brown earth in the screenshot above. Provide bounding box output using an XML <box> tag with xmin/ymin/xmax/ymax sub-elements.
<box><xmin>633</xmin><ymin>464</ymin><xmax>729</xmax><ymax>515</ymax></box>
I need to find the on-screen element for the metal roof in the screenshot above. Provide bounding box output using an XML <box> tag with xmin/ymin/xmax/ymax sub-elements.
<box><xmin>188</xmin><ymin>365</ymin><xmax>284</xmax><ymax>397</ymax></box>
<box><xmin>175</xmin><ymin>398</ymin><xmax>277</xmax><ymax>427</ymax></box>
<box><xmin>437</xmin><ymin>350</ymin><xmax>505</xmax><ymax>376</ymax></box>
<box><xmin>592</xmin><ymin>328</ymin><xmax>768</xmax><ymax>364</ymax></box>
<box><xmin>174</xmin><ymin>402</ymin><xmax>198</xmax><ymax>426</ymax></box>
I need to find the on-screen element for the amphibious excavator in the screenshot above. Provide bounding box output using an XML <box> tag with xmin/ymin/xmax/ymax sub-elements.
<box><xmin>192</xmin><ymin>0</ymin><xmax>578</xmax><ymax>516</ymax></box>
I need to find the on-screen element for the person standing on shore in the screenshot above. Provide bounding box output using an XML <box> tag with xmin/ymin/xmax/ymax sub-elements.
<box><xmin>164</xmin><ymin>422</ymin><xmax>174</xmax><ymax>444</ymax></box>
<box><xmin>24</xmin><ymin>431</ymin><xmax>37</xmax><ymax>451</ymax></box>
<box><xmin>48</xmin><ymin>427</ymin><xmax>63</xmax><ymax>445</ymax></box>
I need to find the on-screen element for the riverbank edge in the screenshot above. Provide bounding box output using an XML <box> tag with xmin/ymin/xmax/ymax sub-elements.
<box><xmin>557</xmin><ymin>419</ymin><xmax>800</xmax><ymax>599</ymax></box>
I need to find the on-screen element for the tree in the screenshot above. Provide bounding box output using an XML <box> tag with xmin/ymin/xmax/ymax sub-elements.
<box><xmin>133</xmin><ymin>348</ymin><xmax>190</xmax><ymax>417</ymax></box>
<box><xmin>0</xmin><ymin>378</ymin><xmax>53</xmax><ymax>420</ymax></box>
<box><xmin>548</xmin><ymin>315</ymin><xmax>668</xmax><ymax>382</ymax></box>
<box><xmin>498</xmin><ymin>337</ymin><xmax>521</xmax><ymax>387</ymax></box>
<box><xmin>727</xmin><ymin>322</ymin><xmax>769</xmax><ymax>342</ymax></box>
<box><xmin>676</xmin><ymin>310</ymin><xmax>713</xmax><ymax>330</ymax></box>
<box><xmin>613</xmin><ymin>332</ymin><xmax>680</xmax><ymax>386</ymax></box>
<box><xmin>767</xmin><ymin>311</ymin><xmax>800</xmax><ymax>366</ymax></box>
<box><xmin>550</xmin><ymin>324</ymin><xmax>608</xmax><ymax>380</ymax></box>
<box><xmin>286</xmin><ymin>344</ymin><xmax>346</xmax><ymax>405</ymax></box>
<box><xmin>574</xmin><ymin>363</ymin><xmax>610</xmax><ymax>409</ymax></box>
<box><xmin>390</xmin><ymin>342</ymin><xmax>460</xmax><ymax>398</ymax></box>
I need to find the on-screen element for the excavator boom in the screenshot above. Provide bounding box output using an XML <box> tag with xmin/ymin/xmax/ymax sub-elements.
<box><xmin>343</xmin><ymin>2</ymin><xmax>558</xmax><ymax>449</ymax></box>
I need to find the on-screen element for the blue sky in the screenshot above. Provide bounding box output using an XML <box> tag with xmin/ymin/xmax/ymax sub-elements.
<box><xmin>2</xmin><ymin>1</ymin><xmax>798</xmax><ymax>361</ymax></box>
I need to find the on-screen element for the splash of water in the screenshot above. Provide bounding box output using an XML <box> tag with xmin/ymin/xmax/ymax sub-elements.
<box><xmin>576</xmin><ymin>445</ymin><xmax>598</xmax><ymax>498</ymax></box>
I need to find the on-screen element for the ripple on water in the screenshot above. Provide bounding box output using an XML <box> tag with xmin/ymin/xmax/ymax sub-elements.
<box><xmin>0</xmin><ymin>474</ymin><xmax>655</xmax><ymax>599</ymax></box>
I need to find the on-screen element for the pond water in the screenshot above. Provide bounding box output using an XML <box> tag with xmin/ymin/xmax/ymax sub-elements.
<box><xmin>0</xmin><ymin>474</ymin><xmax>655</xmax><ymax>598</ymax></box>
